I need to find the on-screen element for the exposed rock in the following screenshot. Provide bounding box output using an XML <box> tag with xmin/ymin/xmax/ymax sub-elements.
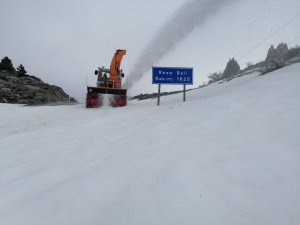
<box><xmin>0</xmin><ymin>70</ymin><xmax>77</xmax><ymax>105</ymax></box>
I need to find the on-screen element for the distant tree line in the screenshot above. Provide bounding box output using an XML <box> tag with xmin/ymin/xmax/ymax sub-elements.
<box><xmin>207</xmin><ymin>42</ymin><xmax>300</xmax><ymax>84</ymax></box>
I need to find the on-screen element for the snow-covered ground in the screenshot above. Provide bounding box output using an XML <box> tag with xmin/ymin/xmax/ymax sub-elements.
<box><xmin>1</xmin><ymin>63</ymin><xmax>300</xmax><ymax>225</ymax></box>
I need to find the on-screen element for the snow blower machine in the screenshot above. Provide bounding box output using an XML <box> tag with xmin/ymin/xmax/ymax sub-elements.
<box><xmin>86</xmin><ymin>49</ymin><xmax>127</xmax><ymax>108</ymax></box>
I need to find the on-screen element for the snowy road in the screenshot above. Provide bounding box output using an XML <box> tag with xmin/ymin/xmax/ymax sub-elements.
<box><xmin>1</xmin><ymin>63</ymin><xmax>300</xmax><ymax>225</ymax></box>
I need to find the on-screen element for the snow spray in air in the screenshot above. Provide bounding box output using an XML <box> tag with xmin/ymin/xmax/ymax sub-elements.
<box><xmin>126</xmin><ymin>0</ymin><xmax>237</xmax><ymax>89</ymax></box>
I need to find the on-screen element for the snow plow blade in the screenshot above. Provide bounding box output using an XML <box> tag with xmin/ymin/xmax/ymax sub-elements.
<box><xmin>86</xmin><ymin>87</ymin><xmax>127</xmax><ymax>107</ymax></box>
<box><xmin>86</xmin><ymin>93</ymin><xmax>103</xmax><ymax>108</ymax></box>
<box><xmin>87</xmin><ymin>86</ymin><xmax>127</xmax><ymax>96</ymax></box>
<box><xmin>109</xmin><ymin>95</ymin><xmax>127</xmax><ymax>107</ymax></box>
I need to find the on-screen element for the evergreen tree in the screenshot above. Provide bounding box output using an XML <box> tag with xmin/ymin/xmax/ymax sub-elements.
<box><xmin>277</xmin><ymin>42</ymin><xmax>289</xmax><ymax>56</ymax></box>
<box><xmin>265</xmin><ymin>43</ymin><xmax>289</xmax><ymax>70</ymax></box>
<box><xmin>285</xmin><ymin>46</ymin><xmax>300</xmax><ymax>60</ymax></box>
<box><xmin>17</xmin><ymin>64</ymin><xmax>27</xmax><ymax>76</ymax></box>
<box><xmin>265</xmin><ymin>45</ymin><xmax>277</xmax><ymax>62</ymax></box>
<box><xmin>223</xmin><ymin>58</ymin><xmax>240</xmax><ymax>78</ymax></box>
<box><xmin>0</xmin><ymin>56</ymin><xmax>15</xmax><ymax>74</ymax></box>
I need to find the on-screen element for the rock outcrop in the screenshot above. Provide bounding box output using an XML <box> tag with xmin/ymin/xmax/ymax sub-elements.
<box><xmin>0</xmin><ymin>70</ymin><xmax>76</xmax><ymax>105</ymax></box>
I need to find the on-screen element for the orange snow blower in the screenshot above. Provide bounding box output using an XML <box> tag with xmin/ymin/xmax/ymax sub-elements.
<box><xmin>86</xmin><ymin>49</ymin><xmax>127</xmax><ymax>108</ymax></box>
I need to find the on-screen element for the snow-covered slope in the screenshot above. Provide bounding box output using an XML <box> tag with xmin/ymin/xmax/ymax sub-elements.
<box><xmin>1</xmin><ymin>63</ymin><xmax>300</xmax><ymax>225</ymax></box>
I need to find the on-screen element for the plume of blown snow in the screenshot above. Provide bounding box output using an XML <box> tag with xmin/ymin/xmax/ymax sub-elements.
<box><xmin>126</xmin><ymin>0</ymin><xmax>237</xmax><ymax>89</ymax></box>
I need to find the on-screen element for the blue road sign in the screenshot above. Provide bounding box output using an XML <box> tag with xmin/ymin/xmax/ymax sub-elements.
<box><xmin>152</xmin><ymin>67</ymin><xmax>193</xmax><ymax>85</ymax></box>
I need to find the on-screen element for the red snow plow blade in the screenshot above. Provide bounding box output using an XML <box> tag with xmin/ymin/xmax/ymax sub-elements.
<box><xmin>109</xmin><ymin>95</ymin><xmax>127</xmax><ymax>107</ymax></box>
<box><xmin>86</xmin><ymin>93</ymin><xmax>103</xmax><ymax>108</ymax></box>
<box><xmin>86</xmin><ymin>86</ymin><xmax>127</xmax><ymax>108</ymax></box>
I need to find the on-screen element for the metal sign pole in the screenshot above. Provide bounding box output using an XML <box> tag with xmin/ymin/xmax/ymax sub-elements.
<box><xmin>183</xmin><ymin>84</ymin><xmax>186</xmax><ymax>102</ymax></box>
<box><xmin>157</xmin><ymin>84</ymin><xmax>161</xmax><ymax>106</ymax></box>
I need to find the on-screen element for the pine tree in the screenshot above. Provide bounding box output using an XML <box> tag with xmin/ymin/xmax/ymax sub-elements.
<box><xmin>277</xmin><ymin>42</ymin><xmax>289</xmax><ymax>56</ymax></box>
<box><xmin>265</xmin><ymin>43</ymin><xmax>289</xmax><ymax>70</ymax></box>
<box><xmin>265</xmin><ymin>45</ymin><xmax>277</xmax><ymax>62</ymax></box>
<box><xmin>0</xmin><ymin>56</ymin><xmax>15</xmax><ymax>74</ymax></box>
<box><xmin>223</xmin><ymin>58</ymin><xmax>240</xmax><ymax>78</ymax></box>
<box><xmin>17</xmin><ymin>64</ymin><xmax>27</xmax><ymax>76</ymax></box>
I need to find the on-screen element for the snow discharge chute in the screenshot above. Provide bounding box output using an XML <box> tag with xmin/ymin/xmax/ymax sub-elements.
<box><xmin>126</xmin><ymin>0</ymin><xmax>238</xmax><ymax>89</ymax></box>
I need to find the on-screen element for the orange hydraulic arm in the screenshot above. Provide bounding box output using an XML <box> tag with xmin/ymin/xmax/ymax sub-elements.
<box><xmin>108</xmin><ymin>49</ymin><xmax>126</xmax><ymax>88</ymax></box>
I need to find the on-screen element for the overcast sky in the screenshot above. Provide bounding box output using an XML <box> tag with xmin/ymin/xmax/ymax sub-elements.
<box><xmin>1</xmin><ymin>0</ymin><xmax>300</xmax><ymax>102</ymax></box>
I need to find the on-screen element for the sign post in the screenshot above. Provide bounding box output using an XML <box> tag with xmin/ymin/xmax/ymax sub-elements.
<box><xmin>183</xmin><ymin>84</ymin><xmax>186</xmax><ymax>102</ymax></box>
<box><xmin>157</xmin><ymin>84</ymin><xmax>161</xmax><ymax>106</ymax></box>
<box><xmin>152</xmin><ymin>67</ymin><xmax>193</xmax><ymax>106</ymax></box>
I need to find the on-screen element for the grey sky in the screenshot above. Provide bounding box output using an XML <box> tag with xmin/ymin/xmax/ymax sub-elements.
<box><xmin>1</xmin><ymin>0</ymin><xmax>300</xmax><ymax>101</ymax></box>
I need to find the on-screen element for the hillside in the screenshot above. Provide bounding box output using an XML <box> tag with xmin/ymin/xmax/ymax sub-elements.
<box><xmin>0</xmin><ymin>63</ymin><xmax>300</xmax><ymax>225</ymax></box>
<box><xmin>132</xmin><ymin>44</ymin><xmax>300</xmax><ymax>101</ymax></box>
<box><xmin>0</xmin><ymin>57</ymin><xmax>77</xmax><ymax>105</ymax></box>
